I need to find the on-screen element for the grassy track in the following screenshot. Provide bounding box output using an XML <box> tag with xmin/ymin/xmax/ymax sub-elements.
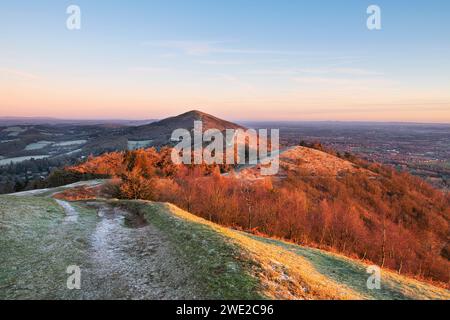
<box><xmin>1</xmin><ymin>190</ymin><xmax>449</xmax><ymax>300</ymax></box>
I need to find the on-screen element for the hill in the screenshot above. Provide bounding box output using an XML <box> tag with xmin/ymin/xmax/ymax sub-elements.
<box><xmin>1</xmin><ymin>183</ymin><xmax>449</xmax><ymax>300</ymax></box>
<box><xmin>0</xmin><ymin>110</ymin><xmax>244</xmax><ymax>194</ymax></box>
<box><xmin>65</xmin><ymin>145</ymin><xmax>450</xmax><ymax>286</ymax></box>
<box><xmin>237</xmin><ymin>146</ymin><xmax>376</xmax><ymax>179</ymax></box>
<box><xmin>123</xmin><ymin>110</ymin><xmax>245</xmax><ymax>144</ymax></box>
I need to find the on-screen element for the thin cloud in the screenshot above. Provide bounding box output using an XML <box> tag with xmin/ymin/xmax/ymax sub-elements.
<box><xmin>197</xmin><ymin>60</ymin><xmax>246</xmax><ymax>65</ymax></box>
<box><xmin>0</xmin><ymin>68</ymin><xmax>41</xmax><ymax>80</ymax></box>
<box><xmin>301</xmin><ymin>67</ymin><xmax>384</xmax><ymax>76</ymax></box>
<box><xmin>293</xmin><ymin>76</ymin><xmax>397</xmax><ymax>87</ymax></box>
<box><xmin>141</xmin><ymin>40</ymin><xmax>226</xmax><ymax>56</ymax></box>
<box><xmin>248</xmin><ymin>67</ymin><xmax>383</xmax><ymax>76</ymax></box>
<box><xmin>128</xmin><ymin>66</ymin><xmax>172</xmax><ymax>73</ymax></box>
<box><xmin>142</xmin><ymin>40</ymin><xmax>318</xmax><ymax>56</ymax></box>
<box><xmin>294</xmin><ymin>77</ymin><xmax>356</xmax><ymax>85</ymax></box>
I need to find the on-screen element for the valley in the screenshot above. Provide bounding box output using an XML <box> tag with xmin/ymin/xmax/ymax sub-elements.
<box><xmin>1</xmin><ymin>111</ymin><xmax>449</xmax><ymax>299</ymax></box>
<box><xmin>1</xmin><ymin>112</ymin><xmax>449</xmax><ymax>194</ymax></box>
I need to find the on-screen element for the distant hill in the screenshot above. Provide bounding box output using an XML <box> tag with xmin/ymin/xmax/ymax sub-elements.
<box><xmin>0</xmin><ymin>117</ymin><xmax>156</xmax><ymax>127</ymax></box>
<box><xmin>123</xmin><ymin>110</ymin><xmax>245</xmax><ymax>144</ymax></box>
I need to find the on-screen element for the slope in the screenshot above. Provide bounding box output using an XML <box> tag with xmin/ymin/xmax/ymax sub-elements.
<box><xmin>1</xmin><ymin>183</ymin><xmax>449</xmax><ymax>300</ymax></box>
<box><xmin>123</xmin><ymin>110</ymin><xmax>245</xmax><ymax>144</ymax></box>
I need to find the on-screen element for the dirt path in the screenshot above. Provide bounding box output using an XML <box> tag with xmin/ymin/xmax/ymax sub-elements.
<box><xmin>10</xmin><ymin>180</ymin><xmax>105</xmax><ymax>197</ymax></box>
<box><xmin>0</xmin><ymin>196</ymin><xmax>202</xmax><ymax>300</ymax></box>
<box><xmin>55</xmin><ymin>199</ymin><xmax>79</xmax><ymax>223</ymax></box>
<box><xmin>79</xmin><ymin>203</ymin><xmax>202</xmax><ymax>299</ymax></box>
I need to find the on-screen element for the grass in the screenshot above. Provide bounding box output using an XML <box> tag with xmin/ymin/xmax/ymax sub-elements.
<box><xmin>2</xmin><ymin>189</ymin><xmax>449</xmax><ymax>300</ymax></box>
<box><xmin>117</xmin><ymin>200</ymin><xmax>264</xmax><ymax>300</ymax></box>
<box><xmin>119</xmin><ymin>200</ymin><xmax>362</xmax><ymax>299</ymax></box>
<box><xmin>249</xmin><ymin>236</ymin><xmax>450</xmax><ymax>300</ymax></box>
<box><xmin>120</xmin><ymin>200</ymin><xmax>450</xmax><ymax>300</ymax></box>
<box><xmin>53</xmin><ymin>140</ymin><xmax>87</xmax><ymax>147</ymax></box>
<box><xmin>0</xmin><ymin>155</ymin><xmax>50</xmax><ymax>166</ymax></box>
<box><xmin>0</xmin><ymin>195</ymin><xmax>98</xmax><ymax>299</ymax></box>
<box><xmin>162</xmin><ymin>202</ymin><xmax>362</xmax><ymax>300</ymax></box>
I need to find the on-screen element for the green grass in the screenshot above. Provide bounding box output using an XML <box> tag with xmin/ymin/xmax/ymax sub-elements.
<box><xmin>117</xmin><ymin>200</ymin><xmax>264</xmax><ymax>300</ymax></box>
<box><xmin>248</xmin><ymin>236</ymin><xmax>450</xmax><ymax>300</ymax></box>
<box><xmin>0</xmin><ymin>195</ymin><xmax>98</xmax><ymax>299</ymax></box>
<box><xmin>444</xmin><ymin>161</ymin><xmax>450</xmax><ymax>169</ymax></box>
<box><xmin>2</xmin><ymin>190</ymin><xmax>448</xmax><ymax>300</ymax></box>
<box><xmin>119</xmin><ymin>200</ymin><xmax>450</xmax><ymax>300</ymax></box>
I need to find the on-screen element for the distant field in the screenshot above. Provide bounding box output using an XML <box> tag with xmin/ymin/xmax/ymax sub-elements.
<box><xmin>0</xmin><ymin>155</ymin><xmax>50</xmax><ymax>166</ymax></box>
<box><xmin>64</xmin><ymin>149</ymin><xmax>82</xmax><ymax>156</ymax></box>
<box><xmin>127</xmin><ymin>140</ymin><xmax>153</xmax><ymax>150</ymax></box>
<box><xmin>24</xmin><ymin>141</ymin><xmax>54</xmax><ymax>151</ymax></box>
<box><xmin>53</xmin><ymin>140</ymin><xmax>87</xmax><ymax>147</ymax></box>
<box><xmin>2</xmin><ymin>127</ymin><xmax>26</xmax><ymax>133</ymax></box>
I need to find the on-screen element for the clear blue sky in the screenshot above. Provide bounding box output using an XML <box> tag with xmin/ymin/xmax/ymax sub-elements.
<box><xmin>1</xmin><ymin>0</ymin><xmax>449</xmax><ymax>122</ymax></box>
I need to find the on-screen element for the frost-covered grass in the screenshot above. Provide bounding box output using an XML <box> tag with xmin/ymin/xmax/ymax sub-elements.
<box><xmin>119</xmin><ymin>201</ymin><xmax>264</xmax><ymax>300</ymax></box>
<box><xmin>121</xmin><ymin>200</ymin><xmax>450</xmax><ymax>300</ymax></box>
<box><xmin>0</xmin><ymin>155</ymin><xmax>50</xmax><ymax>166</ymax></box>
<box><xmin>0</xmin><ymin>196</ymin><xmax>98</xmax><ymax>299</ymax></box>
<box><xmin>127</xmin><ymin>140</ymin><xmax>153</xmax><ymax>150</ymax></box>
<box><xmin>0</xmin><ymin>194</ymin><xmax>205</xmax><ymax>300</ymax></box>
<box><xmin>4</xmin><ymin>127</ymin><xmax>27</xmax><ymax>137</ymax></box>
<box><xmin>53</xmin><ymin>140</ymin><xmax>87</xmax><ymax>147</ymax></box>
<box><xmin>64</xmin><ymin>148</ymin><xmax>82</xmax><ymax>155</ymax></box>
<box><xmin>24</xmin><ymin>141</ymin><xmax>54</xmax><ymax>151</ymax></box>
<box><xmin>248</xmin><ymin>236</ymin><xmax>450</xmax><ymax>300</ymax></box>
<box><xmin>11</xmin><ymin>180</ymin><xmax>105</xmax><ymax>197</ymax></box>
<box><xmin>2</xmin><ymin>183</ymin><xmax>448</xmax><ymax>300</ymax></box>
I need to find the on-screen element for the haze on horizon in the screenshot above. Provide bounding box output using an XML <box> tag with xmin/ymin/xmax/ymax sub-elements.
<box><xmin>1</xmin><ymin>0</ymin><xmax>449</xmax><ymax>123</ymax></box>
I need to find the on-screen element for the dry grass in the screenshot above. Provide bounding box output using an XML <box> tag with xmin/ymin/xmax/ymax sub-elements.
<box><xmin>239</xmin><ymin>146</ymin><xmax>376</xmax><ymax>179</ymax></box>
<box><xmin>157</xmin><ymin>202</ymin><xmax>450</xmax><ymax>300</ymax></box>
<box><xmin>162</xmin><ymin>202</ymin><xmax>364</xmax><ymax>300</ymax></box>
<box><xmin>53</xmin><ymin>186</ymin><xmax>100</xmax><ymax>201</ymax></box>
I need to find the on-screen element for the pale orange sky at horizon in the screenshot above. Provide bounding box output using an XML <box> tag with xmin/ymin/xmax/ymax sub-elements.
<box><xmin>1</xmin><ymin>74</ymin><xmax>449</xmax><ymax>123</ymax></box>
<box><xmin>2</xmin><ymin>1</ymin><xmax>450</xmax><ymax>123</ymax></box>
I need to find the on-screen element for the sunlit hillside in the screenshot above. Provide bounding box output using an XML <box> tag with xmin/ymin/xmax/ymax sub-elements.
<box><xmin>63</xmin><ymin>144</ymin><xmax>450</xmax><ymax>287</ymax></box>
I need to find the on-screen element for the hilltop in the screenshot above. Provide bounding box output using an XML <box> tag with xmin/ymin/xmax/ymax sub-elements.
<box><xmin>0</xmin><ymin>110</ymin><xmax>244</xmax><ymax>194</ymax></box>
<box><xmin>237</xmin><ymin>146</ymin><xmax>376</xmax><ymax>179</ymax></box>
<box><xmin>123</xmin><ymin>110</ymin><xmax>245</xmax><ymax>143</ymax></box>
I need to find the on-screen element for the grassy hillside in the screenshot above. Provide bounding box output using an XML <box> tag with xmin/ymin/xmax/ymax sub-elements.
<box><xmin>0</xmin><ymin>196</ymin><xmax>98</xmax><ymax>299</ymax></box>
<box><xmin>68</xmin><ymin>146</ymin><xmax>450</xmax><ymax>285</ymax></box>
<box><xmin>1</xmin><ymin>189</ymin><xmax>449</xmax><ymax>300</ymax></box>
<box><xmin>0</xmin><ymin>195</ymin><xmax>260</xmax><ymax>300</ymax></box>
<box><xmin>122</xmin><ymin>200</ymin><xmax>450</xmax><ymax>300</ymax></box>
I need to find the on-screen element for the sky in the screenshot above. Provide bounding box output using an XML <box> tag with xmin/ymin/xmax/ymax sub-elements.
<box><xmin>1</xmin><ymin>0</ymin><xmax>450</xmax><ymax>122</ymax></box>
